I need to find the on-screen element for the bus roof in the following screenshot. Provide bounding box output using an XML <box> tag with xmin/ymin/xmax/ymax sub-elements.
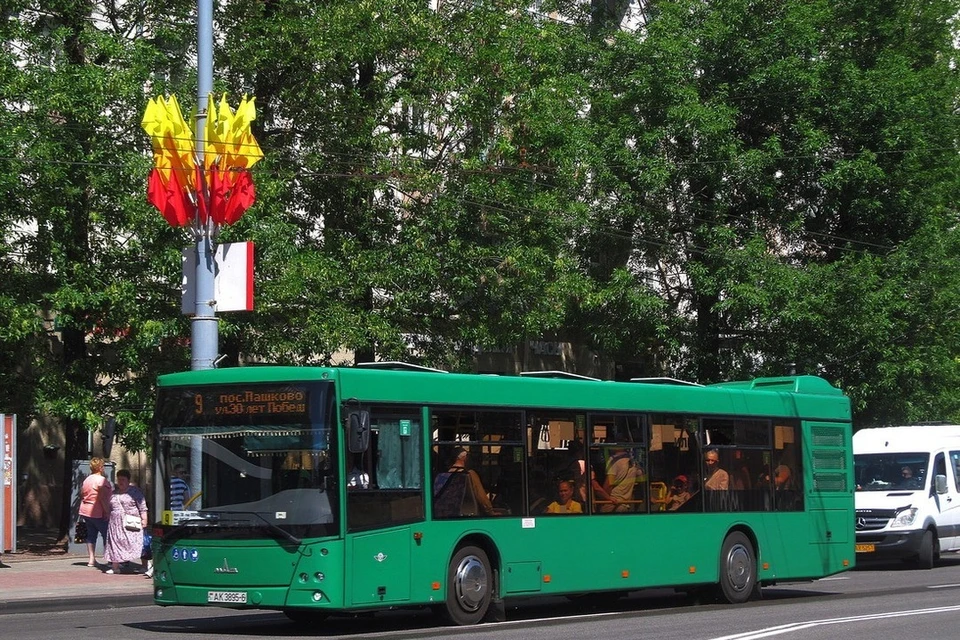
<box><xmin>157</xmin><ymin>367</ymin><xmax>851</xmax><ymax>423</ymax></box>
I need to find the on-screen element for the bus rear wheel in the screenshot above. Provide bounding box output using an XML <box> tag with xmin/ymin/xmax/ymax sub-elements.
<box><xmin>444</xmin><ymin>545</ymin><xmax>492</xmax><ymax>625</ymax></box>
<box><xmin>718</xmin><ymin>531</ymin><xmax>757</xmax><ymax>604</ymax></box>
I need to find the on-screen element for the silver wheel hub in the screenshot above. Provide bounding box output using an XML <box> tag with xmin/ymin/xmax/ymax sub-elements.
<box><xmin>453</xmin><ymin>555</ymin><xmax>488</xmax><ymax>612</ymax></box>
<box><xmin>725</xmin><ymin>543</ymin><xmax>751</xmax><ymax>592</ymax></box>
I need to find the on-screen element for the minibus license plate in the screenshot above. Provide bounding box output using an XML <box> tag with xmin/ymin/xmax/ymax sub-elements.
<box><xmin>208</xmin><ymin>591</ymin><xmax>247</xmax><ymax>603</ymax></box>
<box><xmin>855</xmin><ymin>543</ymin><xmax>875</xmax><ymax>553</ymax></box>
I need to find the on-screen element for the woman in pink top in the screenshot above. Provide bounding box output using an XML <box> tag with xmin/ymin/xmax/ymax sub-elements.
<box><xmin>78</xmin><ymin>456</ymin><xmax>113</xmax><ymax>567</ymax></box>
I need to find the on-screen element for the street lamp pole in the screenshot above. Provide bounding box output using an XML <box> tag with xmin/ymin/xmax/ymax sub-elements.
<box><xmin>191</xmin><ymin>0</ymin><xmax>216</xmax><ymax>373</ymax></box>
<box><xmin>188</xmin><ymin>0</ymin><xmax>215</xmax><ymax>507</ymax></box>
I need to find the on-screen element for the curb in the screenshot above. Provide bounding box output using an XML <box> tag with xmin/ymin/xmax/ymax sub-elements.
<box><xmin>0</xmin><ymin>593</ymin><xmax>156</xmax><ymax>616</ymax></box>
<box><xmin>1</xmin><ymin>555</ymin><xmax>85</xmax><ymax>565</ymax></box>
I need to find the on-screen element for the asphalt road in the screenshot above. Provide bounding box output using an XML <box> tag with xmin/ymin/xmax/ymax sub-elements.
<box><xmin>6</xmin><ymin>555</ymin><xmax>960</xmax><ymax>639</ymax></box>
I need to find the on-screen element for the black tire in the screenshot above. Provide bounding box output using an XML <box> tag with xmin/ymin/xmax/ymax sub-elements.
<box><xmin>718</xmin><ymin>531</ymin><xmax>757</xmax><ymax>604</ymax></box>
<box><xmin>916</xmin><ymin>529</ymin><xmax>938</xmax><ymax>569</ymax></box>
<box><xmin>283</xmin><ymin>609</ymin><xmax>329</xmax><ymax>626</ymax></box>
<box><xmin>444</xmin><ymin>545</ymin><xmax>492</xmax><ymax>625</ymax></box>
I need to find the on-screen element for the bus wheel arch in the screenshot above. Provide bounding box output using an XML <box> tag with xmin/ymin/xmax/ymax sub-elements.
<box><xmin>442</xmin><ymin>535</ymin><xmax>500</xmax><ymax>625</ymax></box>
<box><xmin>717</xmin><ymin>528</ymin><xmax>759</xmax><ymax>604</ymax></box>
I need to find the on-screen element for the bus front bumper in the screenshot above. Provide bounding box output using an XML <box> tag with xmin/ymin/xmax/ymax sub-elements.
<box><xmin>154</xmin><ymin>584</ymin><xmax>338</xmax><ymax>610</ymax></box>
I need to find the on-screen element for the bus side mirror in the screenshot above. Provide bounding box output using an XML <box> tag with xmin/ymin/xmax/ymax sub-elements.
<box><xmin>936</xmin><ymin>474</ymin><xmax>948</xmax><ymax>495</ymax></box>
<box><xmin>348</xmin><ymin>410</ymin><xmax>370</xmax><ymax>454</ymax></box>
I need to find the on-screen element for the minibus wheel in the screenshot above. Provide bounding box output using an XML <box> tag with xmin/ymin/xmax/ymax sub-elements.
<box><xmin>916</xmin><ymin>529</ymin><xmax>938</xmax><ymax>569</ymax></box>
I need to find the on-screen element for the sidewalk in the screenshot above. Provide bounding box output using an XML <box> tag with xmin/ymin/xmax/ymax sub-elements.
<box><xmin>0</xmin><ymin>528</ymin><xmax>154</xmax><ymax>615</ymax></box>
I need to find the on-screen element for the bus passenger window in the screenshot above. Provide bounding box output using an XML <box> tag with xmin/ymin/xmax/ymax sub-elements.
<box><xmin>431</xmin><ymin>409</ymin><xmax>522</xmax><ymax>518</ymax></box>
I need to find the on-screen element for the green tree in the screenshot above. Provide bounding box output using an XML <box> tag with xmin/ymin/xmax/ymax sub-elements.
<box><xmin>216</xmin><ymin>1</ymin><xmax>599</xmax><ymax>369</ymax></box>
<box><xmin>0</xmin><ymin>1</ymin><xmax>196</xmax><ymax>538</ymax></box>
<box><xmin>581</xmin><ymin>0</ymin><xmax>960</xmax><ymax>425</ymax></box>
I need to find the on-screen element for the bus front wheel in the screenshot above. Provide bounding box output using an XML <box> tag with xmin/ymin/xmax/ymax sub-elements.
<box><xmin>444</xmin><ymin>545</ymin><xmax>492</xmax><ymax>625</ymax></box>
<box><xmin>718</xmin><ymin>531</ymin><xmax>757</xmax><ymax>604</ymax></box>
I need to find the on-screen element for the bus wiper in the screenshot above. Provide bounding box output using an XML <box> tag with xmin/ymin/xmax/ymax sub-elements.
<box><xmin>200</xmin><ymin>510</ymin><xmax>302</xmax><ymax>545</ymax></box>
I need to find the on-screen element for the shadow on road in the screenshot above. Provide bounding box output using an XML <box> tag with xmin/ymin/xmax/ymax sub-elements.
<box><xmin>129</xmin><ymin>583</ymin><xmax>836</xmax><ymax>638</ymax></box>
<box><xmin>852</xmin><ymin>552</ymin><xmax>960</xmax><ymax>572</ymax></box>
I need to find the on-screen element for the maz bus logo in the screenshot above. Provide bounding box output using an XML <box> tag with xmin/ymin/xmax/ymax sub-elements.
<box><xmin>214</xmin><ymin>559</ymin><xmax>239</xmax><ymax>574</ymax></box>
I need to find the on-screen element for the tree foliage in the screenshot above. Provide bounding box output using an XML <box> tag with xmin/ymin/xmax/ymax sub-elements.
<box><xmin>0</xmin><ymin>0</ymin><xmax>957</xmax><ymax>511</ymax></box>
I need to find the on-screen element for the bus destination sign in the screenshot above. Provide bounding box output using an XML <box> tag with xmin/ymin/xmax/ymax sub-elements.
<box><xmin>193</xmin><ymin>387</ymin><xmax>309</xmax><ymax>418</ymax></box>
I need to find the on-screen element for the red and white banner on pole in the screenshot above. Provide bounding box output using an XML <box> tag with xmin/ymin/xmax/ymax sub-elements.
<box><xmin>1</xmin><ymin>413</ymin><xmax>16</xmax><ymax>553</ymax></box>
<box><xmin>181</xmin><ymin>241</ymin><xmax>255</xmax><ymax>314</ymax></box>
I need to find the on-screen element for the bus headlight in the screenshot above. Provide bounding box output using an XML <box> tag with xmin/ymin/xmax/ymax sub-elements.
<box><xmin>892</xmin><ymin>507</ymin><xmax>918</xmax><ymax>527</ymax></box>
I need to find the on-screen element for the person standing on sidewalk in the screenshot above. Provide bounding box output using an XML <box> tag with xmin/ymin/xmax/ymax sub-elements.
<box><xmin>78</xmin><ymin>456</ymin><xmax>113</xmax><ymax>567</ymax></box>
<box><xmin>103</xmin><ymin>469</ymin><xmax>148</xmax><ymax>574</ymax></box>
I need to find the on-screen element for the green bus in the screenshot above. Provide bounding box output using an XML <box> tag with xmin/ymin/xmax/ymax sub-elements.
<box><xmin>150</xmin><ymin>364</ymin><xmax>854</xmax><ymax>625</ymax></box>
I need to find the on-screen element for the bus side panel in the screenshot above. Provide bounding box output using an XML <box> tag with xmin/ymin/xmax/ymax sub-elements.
<box><xmin>404</xmin><ymin>504</ymin><xmax>852</xmax><ymax>603</ymax></box>
<box><xmin>408</xmin><ymin>516</ymin><xmax>749</xmax><ymax>602</ymax></box>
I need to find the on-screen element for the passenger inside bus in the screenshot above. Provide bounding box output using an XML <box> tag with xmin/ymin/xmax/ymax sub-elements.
<box><xmin>347</xmin><ymin>454</ymin><xmax>369</xmax><ymax>489</ymax></box>
<box><xmin>773</xmin><ymin>464</ymin><xmax>802</xmax><ymax>510</ymax></box>
<box><xmin>704</xmin><ymin>449</ymin><xmax>730</xmax><ymax>490</ymax></box>
<box><xmin>544</xmin><ymin>480</ymin><xmax>583</xmax><ymax>514</ymax></box>
<box><xmin>569</xmin><ymin>442</ymin><xmax>613</xmax><ymax>509</ymax></box>
<box><xmin>599</xmin><ymin>447</ymin><xmax>637</xmax><ymax>512</ymax></box>
<box><xmin>773</xmin><ymin>464</ymin><xmax>795</xmax><ymax>490</ymax></box>
<box><xmin>433</xmin><ymin>447</ymin><xmax>495</xmax><ymax>517</ymax></box>
<box><xmin>661</xmin><ymin>475</ymin><xmax>693</xmax><ymax>511</ymax></box>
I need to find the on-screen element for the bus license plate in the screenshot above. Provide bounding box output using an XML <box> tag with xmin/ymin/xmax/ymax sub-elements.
<box><xmin>208</xmin><ymin>591</ymin><xmax>247</xmax><ymax>603</ymax></box>
<box><xmin>855</xmin><ymin>543</ymin><xmax>875</xmax><ymax>553</ymax></box>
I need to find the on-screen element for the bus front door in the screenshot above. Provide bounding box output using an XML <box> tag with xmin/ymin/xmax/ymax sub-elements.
<box><xmin>349</xmin><ymin>528</ymin><xmax>412</xmax><ymax>605</ymax></box>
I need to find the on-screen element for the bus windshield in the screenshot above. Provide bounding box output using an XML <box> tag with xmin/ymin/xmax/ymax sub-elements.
<box><xmin>854</xmin><ymin>452</ymin><xmax>928</xmax><ymax>491</ymax></box>
<box><xmin>154</xmin><ymin>381</ymin><xmax>339</xmax><ymax>539</ymax></box>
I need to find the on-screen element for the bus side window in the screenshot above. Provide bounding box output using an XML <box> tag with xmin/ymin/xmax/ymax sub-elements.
<box><xmin>345</xmin><ymin>407</ymin><xmax>424</xmax><ymax>532</ymax></box>
<box><xmin>431</xmin><ymin>409</ymin><xmax>521</xmax><ymax>518</ymax></box>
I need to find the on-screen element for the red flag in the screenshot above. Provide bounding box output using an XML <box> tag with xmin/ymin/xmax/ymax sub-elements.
<box><xmin>147</xmin><ymin>168</ymin><xmax>165</xmax><ymax>216</ymax></box>
<box><xmin>166</xmin><ymin>168</ymin><xmax>191</xmax><ymax>226</ymax></box>
<box><xmin>208</xmin><ymin>165</ymin><xmax>227</xmax><ymax>225</ymax></box>
<box><xmin>222</xmin><ymin>170</ymin><xmax>256</xmax><ymax>225</ymax></box>
<box><xmin>147</xmin><ymin>168</ymin><xmax>191</xmax><ymax>227</ymax></box>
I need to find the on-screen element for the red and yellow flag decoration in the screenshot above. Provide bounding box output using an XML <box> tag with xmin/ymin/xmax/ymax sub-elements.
<box><xmin>142</xmin><ymin>94</ymin><xmax>262</xmax><ymax>227</ymax></box>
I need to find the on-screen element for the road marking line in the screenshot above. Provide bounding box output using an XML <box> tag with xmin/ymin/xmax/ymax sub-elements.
<box><xmin>711</xmin><ymin>604</ymin><xmax>960</xmax><ymax>640</ymax></box>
